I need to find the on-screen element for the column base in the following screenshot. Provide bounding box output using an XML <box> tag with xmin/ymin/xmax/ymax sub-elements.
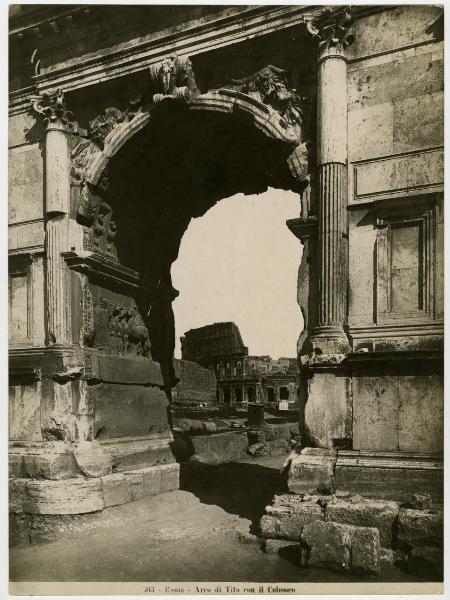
<box><xmin>309</xmin><ymin>325</ymin><xmax>351</xmax><ymax>355</ymax></box>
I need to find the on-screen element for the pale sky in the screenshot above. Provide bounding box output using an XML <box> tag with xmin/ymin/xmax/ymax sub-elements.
<box><xmin>171</xmin><ymin>188</ymin><xmax>304</xmax><ymax>359</ymax></box>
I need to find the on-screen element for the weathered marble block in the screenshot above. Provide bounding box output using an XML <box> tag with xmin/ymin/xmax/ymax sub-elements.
<box><xmin>325</xmin><ymin>496</ymin><xmax>399</xmax><ymax>546</ymax></box>
<box><xmin>301</xmin><ymin>520</ymin><xmax>380</xmax><ymax>575</ymax></box>
<box><xmin>101</xmin><ymin>473</ymin><xmax>131</xmax><ymax>507</ymax></box>
<box><xmin>123</xmin><ymin>470</ymin><xmax>144</xmax><ymax>500</ymax></box>
<box><xmin>141</xmin><ymin>465</ymin><xmax>162</xmax><ymax>496</ymax></box>
<box><xmin>24</xmin><ymin>479</ymin><xmax>104</xmax><ymax>514</ymax></box>
<box><xmin>284</xmin><ymin>448</ymin><xmax>337</xmax><ymax>494</ymax></box>
<box><xmin>160</xmin><ymin>463</ymin><xmax>180</xmax><ymax>493</ymax></box>
<box><xmin>398</xmin><ymin>507</ymin><xmax>443</xmax><ymax>548</ymax></box>
<box><xmin>73</xmin><ymin>441</ymin><xmax>112</xmax><ymax>478</ymax></box>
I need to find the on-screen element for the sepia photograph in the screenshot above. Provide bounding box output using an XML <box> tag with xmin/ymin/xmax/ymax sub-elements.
<box><xmin>6</xmin><ymin>2</ymin><xmax>444</xmax><ymax>596</ymax></box>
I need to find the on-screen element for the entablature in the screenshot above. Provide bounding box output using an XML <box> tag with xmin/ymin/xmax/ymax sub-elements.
<box><xmin>9</xmin><ymin>4</ymin><xmax>381</xmax><ymax>113</ymax></box>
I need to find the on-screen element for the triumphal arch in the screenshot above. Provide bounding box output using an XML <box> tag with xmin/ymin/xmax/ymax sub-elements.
<box><xmin>9</xmin><ymin>5</ymin><xmax>443</xmax><ymax>541</ymax></box>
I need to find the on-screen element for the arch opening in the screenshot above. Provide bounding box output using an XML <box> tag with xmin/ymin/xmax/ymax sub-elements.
<box><xmin>78</xmin><ymin>98</ymin><xmax>307</xmax><ymax>394</ymax></box>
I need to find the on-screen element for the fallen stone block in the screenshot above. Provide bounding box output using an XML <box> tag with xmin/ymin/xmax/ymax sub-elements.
<box><xmin>350</xmin><ymin>524</ymin><xmax>380</xmax><ymax>575</ymax></box>
<box><xmin>284</xmin><ymin>448</ymin><xmax>337</xmax><ymax>495</ymax></box>
<box><xmin>73</xmin><ymin>441</ymin><xmax>112</xmax><ymax>478</ymax></box>
<box><xmin>406</xmin><ymin>546</ymin><xmax>443</xmax><ymax>580</ymax></box>
<box><xmin>141</xmin><ymin>465</ymin><xmax>162</xmax><ymax>496</ymax></box>
<box><xmin>398</xmin><ymin>507</ymin><xmax>443</xmax><ymax>548</ymax></box>
<box><xmin>9</xmin><ymin>478</ymin><xmax>27</xmax><ymax>513</ymax></box>
<box><xmin>190</xmin><ymin>431</ymin><xmax>248</xmax><ymax>464</ymax></box>
<box><xmin>260</xmin><ymin>514</ymin><xmax>305</xmax><ymax>541</ymax></box>
<box><xmin>23</xmin><ymin>478</ymin><xmax>104</xmax><ymax>514</ymax></box>
<box><xmin>260</xmin><ymin>499</ymin><xmax>324</xmax><ymax>541</ymax></box>
<box><xmin>101</xmin><ymin>473</ymin><xmax>131</xmax><ymax>507</ymax></box>
<box><xmin>123</xmin><ymin>470</ymin><xmax>144</xmax><ymax>500</ymax></box>
<box><xmin>301</xmin><ymin>520</ymin><xmax>351</xmax><ymax>571</ymax></box>
<box><xmin>160</xmin><ymin>463</ymin><xmax>180</xmax><ymax>493</ymax></box>
<box><xmin>301</xmin><ymin>520</ymin><xmax>380</xmax><ymax>575</ymax></box>
<box><xmin>325</xmin><ymin>496</ymin><xmax>399</xmax><ymax>546</ymax></box>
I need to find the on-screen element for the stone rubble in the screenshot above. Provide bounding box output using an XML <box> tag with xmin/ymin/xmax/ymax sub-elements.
<box><xmin>300</xmin><ymin>520</ymin><xmax>381</xmax><ymax>575</ymax></box>
<box><xmin>258</xmin><ymin>488</ymin><xmax>443</xmax><ymax>578</ymax></box>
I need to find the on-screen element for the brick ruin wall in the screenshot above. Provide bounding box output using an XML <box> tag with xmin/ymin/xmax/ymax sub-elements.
<box><xmin>173</xmin><ymin>359</ymin><xmax>217</xmax><ymax>407</ymax></box>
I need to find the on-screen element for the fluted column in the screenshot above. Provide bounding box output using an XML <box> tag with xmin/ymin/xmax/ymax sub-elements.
<box><xmin>310</xmin><ymin>40</ymin><xmax>351</xmax><ymax>354</ymax></box>
<box><xmin>46</xmin><ymin>215</ymin><xmax>71</xmax><ymax>344</ymax></box>
<box><xmin>33</xmin><ymin>90</ymin><xmax>74</xmax><ymax>345</ymax></box>
<box><xmin>46</xmin><ymin>119</ymin><xmax>72</xmax><ymax>344</ymax></box>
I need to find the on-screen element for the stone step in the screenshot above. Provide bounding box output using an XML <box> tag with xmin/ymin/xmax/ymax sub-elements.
<box><xmin>11</xmin><ymin>462</ymin><xmax>180</xmax><ymax>515</ymax></box>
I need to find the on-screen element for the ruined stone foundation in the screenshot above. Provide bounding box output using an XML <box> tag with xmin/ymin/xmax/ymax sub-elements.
<box><xmin>259</xmin><ymin>448</ymin><xmax>443</xmax><ymax>579</ymax></box>
<box><xmin>9</xmin><ymin>439</ymin><xmax>179</xmax><ymax>546</ymax></box>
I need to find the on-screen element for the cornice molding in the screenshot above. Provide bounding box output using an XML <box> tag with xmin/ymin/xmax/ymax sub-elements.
<box><xmin>8</xmin><ymin>5</ymin><xmax>364</xmax><ymax>105</ymax></box>
<box><xmin>8</xmin><ymin>5</ymin><xmax>396</xmax><ymax>119</ymax></box>
<box><xmin>62</xmin><ymin>251</ymin><xmax>179</xmax><ymax>303</ymax></box>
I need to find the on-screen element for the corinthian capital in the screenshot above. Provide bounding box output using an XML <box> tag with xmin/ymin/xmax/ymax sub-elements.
<box><xmin>307</xmin><ymin>6</ymin><xmax>354</xmax><ymax>50</ymax></box>
<box><xmin>31</xmin><ymin>88</ymin><xmax>75</xmax><ymax>129</ymax></box>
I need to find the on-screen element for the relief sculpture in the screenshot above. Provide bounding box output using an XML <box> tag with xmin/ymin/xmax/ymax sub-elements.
<box><xmin>226</xmin><ymin>65</ymin><xmax>304</xmax><ymax>132</ymax></box>
<box><xmin>107</xmin><ymin>304</ymin><xmax>151</xmax><ymax>358</ymax></box>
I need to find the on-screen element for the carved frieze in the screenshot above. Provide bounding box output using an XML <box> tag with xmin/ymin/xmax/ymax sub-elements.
<box><xmin>306</xmin><ymin>6</ymin><xmax>354</xmax><ymax>50</ymax></box>
<box><xmin>149</xmin><ymin>54</ymin><xmax>199</xmax><ymax>104</ymax></box>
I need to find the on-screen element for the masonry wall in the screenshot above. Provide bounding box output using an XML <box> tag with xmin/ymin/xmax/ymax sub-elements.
<box><xmin>345</xmin><ymin>5</ymin><xmax>443</xmax><ymax>454</ymax></box>
<box><xmin>173</xmin><ymin>359</ymin><xmax>217</xmax><ymax>407</ymax></box>
<box><xmin>9</xmin><ymin>107</ymin><xmax>46</xmax><ymax>441</ymax></box>
<box><xmin>8</xmin><ymin>112</ymin><xmax>45</xmax><ymax>339</ymax></box>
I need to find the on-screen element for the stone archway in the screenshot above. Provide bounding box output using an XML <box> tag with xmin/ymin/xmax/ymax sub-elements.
<box><xmin>29</xmin><ymin>6</ymin><xmax>355</xmax><ymax>473</ymax></box>
<box><xmin>67</xmin><ymin>58</ymin><xmax>310</xmax><ymax>415</ymax></box>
